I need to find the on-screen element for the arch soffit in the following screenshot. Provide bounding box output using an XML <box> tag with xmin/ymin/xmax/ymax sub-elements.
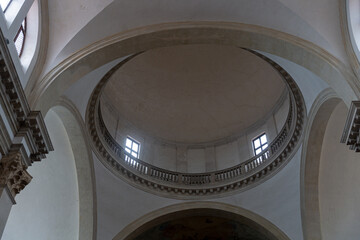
<box><xmin>113</xmin><ymin>201</ymin><xmax>290</xmax><ymax>240</ymax></box>
<box><xmin>30</xmin><ymin>22</ymin><xmax>359</xmax><ymax>115</ymax></box>
<box><xmin>51</xmin><ymin>97</ymin><xmax>97</xmax><ymax>240</ymax></box>
<box><xmin>300</xmin><ymin>88</ymin><xmax>342</xmax><ymax>240</ymax></box>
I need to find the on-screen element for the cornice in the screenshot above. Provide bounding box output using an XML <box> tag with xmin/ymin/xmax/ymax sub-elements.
<box><xmin>0</xmin><ymin>29</ymin><xmax>53</xmax><ymax>162</ymax></box>
<box><xmin>0</xmin><ymin>23</ymin><xmax>53</xmax><ymax>201</ymax></box>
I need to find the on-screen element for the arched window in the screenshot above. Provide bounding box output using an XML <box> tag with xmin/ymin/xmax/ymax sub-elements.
<box><xmin>0</xmin><ymin>0</ymin><xmax>12</xmax><ymax>13</ymax></box>
<box><xmin>14</xmin><ymin>18</ymin><xmax>26</xmax><ymax>57</ymax></box>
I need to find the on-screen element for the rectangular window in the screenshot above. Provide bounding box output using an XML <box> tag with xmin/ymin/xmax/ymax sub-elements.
<box><xmin>125</xmin><ymin>137</ymin><xmax>140</xmax><ymax>162</ymax></box>
<box><xmin>252</xmin><ymin>133</ymin><xmax>268</xmax><ymax>155</ymax></box>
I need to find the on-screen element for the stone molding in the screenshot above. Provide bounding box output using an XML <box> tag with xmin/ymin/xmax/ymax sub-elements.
<box><xmin>86</xmin><ymin>49</ymin><xmax>306</xmax><ymax>199</ymax></box>
<box><xmin>114</xmin><ymin>202</ymin><xmax>290</xmax><ymax>240</ymax></box>
<box><xmin>53</xmin><ymin>98</ymin><xmax>97</xmax><ymax>240</ymax></box>
<box><xmin>0</xmin><ymin>29</ymin><xmax>53</xmax><ymax>157</ymax></box>
<box><xmin>0</xmin><ymin>149</ymin><xmax>32</xmax><ymax>203</ymax></box>
<box><xmin>341</xmin><ymin>101</ymin><xmax>360</xmax><ymax>152</ymax></box>
<box><xmin>300</xmin><ymin>88</ymin><xmax>339</xmax><ymax>240</ymax></box>
<box><xmin>0</xmin><ymin>28</ymin><xmax>53</xmax><ymax>201</ymax></box>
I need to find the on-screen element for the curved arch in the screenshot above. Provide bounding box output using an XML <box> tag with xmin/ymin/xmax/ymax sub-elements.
<box><xmin>113</xmin><ymin>202</ymin><xmax>290</xmax><ymax>240</ymax></box>
<box><xmin>30</xmin><ymin>22</ymin><xmax>359</xmax><ymax>115</ymax></box>
<box><xmin>300</xmin><ymin>88</ymin><xmax>341</xmax><ymax>239</ymax></box>
<box><xmin>52</xmin><ymin>98</ymin><xmax>97</xmax><ymax>240</ymax></box>
<box><xmin>25</xmin><ymin>0</ymin><xmax>49</xmax><ymax>96</ymax></box>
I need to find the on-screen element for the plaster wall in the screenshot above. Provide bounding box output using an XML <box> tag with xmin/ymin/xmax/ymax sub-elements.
<box><xmin>2</xmin><ymin>110</ymin><xmax>79</xmax><ymax>240</ymax></box>
<box><xmin>46</xmin><ymin>0</ymin><xmax>113</xmax><ymax>67</ymax></box>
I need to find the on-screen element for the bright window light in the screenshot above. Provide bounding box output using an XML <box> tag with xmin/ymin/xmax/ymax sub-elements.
<box><xmin>125</xmin><ymin>137</ymin><xmax>140</xmax><ymax>161</ymax></box>
<box><xmin>252</xmin><ymin>133</ymin><xmax>268</xmax><ymax>155</ymax></box>
<box><xmin>0</xmin><ymin>0</ymin><xmax>12</xmax><ymax>12</ymax></box>
<box><xmin>14</xmin><ymin>18</ymin><xmax>26</xmax><ymax>57</ymax></box>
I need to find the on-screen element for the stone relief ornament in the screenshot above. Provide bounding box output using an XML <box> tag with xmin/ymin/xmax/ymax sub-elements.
<box><xmin>0</xmin><ymin>151</ymin><xmax>32</xmax><ymax>199</ymax></box>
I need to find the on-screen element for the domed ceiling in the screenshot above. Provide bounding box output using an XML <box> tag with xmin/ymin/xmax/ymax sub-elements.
<box><xmin>100</xmin><ymin>45</ymin><xmax>286</xmax><ymax>144</ymax></box>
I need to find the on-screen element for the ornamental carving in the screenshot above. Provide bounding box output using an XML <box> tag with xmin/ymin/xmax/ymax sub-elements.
<box><xmin>0</xmin><ymin>151</ymin><xmax>32</xmax><ymax>199</ymax></box>
<box><xmin>341</xmin><ymin>101</ymin><xmax>360</xmax><ymax>152</ymax></box>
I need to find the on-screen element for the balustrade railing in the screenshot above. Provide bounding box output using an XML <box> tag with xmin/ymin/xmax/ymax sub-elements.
<box><xmin>97</xmin><ymin>96</ymin><xmax>294</xmax><ymax>186</ymax></box>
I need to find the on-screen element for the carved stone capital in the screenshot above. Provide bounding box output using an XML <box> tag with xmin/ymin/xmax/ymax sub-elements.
<box><xmin>0</xmin><ymin>151</ymin><xmax>32</xmax><ymax>200</ymax></box>
<box><xmin>341</xmin><ymin>101</ymin><xmax>360</xmax><ymax>152</ymax></box>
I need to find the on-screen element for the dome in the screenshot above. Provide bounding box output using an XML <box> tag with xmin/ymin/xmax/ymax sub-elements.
<box><xmin>100</xmin><ymin>44</ymin><xmax>287</xmax><ymax>144</ymax></box>
<box><xmin>87</xmin><ymin>46</ymin><xmax>304</xmax><ymax>198</ymax></box>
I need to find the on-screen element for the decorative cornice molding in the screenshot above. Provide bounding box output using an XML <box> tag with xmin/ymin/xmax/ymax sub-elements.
<box><xmin>25</xmin><ymin>111</ymin><xmax>54</xmax><ymax>162</ymax></box>
<box><xmin>86</xmin><ymin>49</ymin><xmax>306</xmax><ymax>199</ymax></box>
<box><xmin>0</xmin><ymin>26</ymin><xmax>53</xmax><ymax>201</ymax></box>
<box><xmin>0</xmin><ymin>28</ymin><xmax>53</xmax><ymax>161</ymax></box>
<box><xmin>341</xmin><ymin>101</ymin><xmax>360</xmax><ymax>152</ymax></box>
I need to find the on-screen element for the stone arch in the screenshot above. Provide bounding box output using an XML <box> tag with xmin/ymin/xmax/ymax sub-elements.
<box><xmin>300</xmin><ymin>88</ymin><xmax>340</xmax><ymax>240</ymax></box>
<box><xmin>113</xmin><ymin>201</ymin><xmax>290</xmax><ymax>240</ymax></box>
<box><xmin>301</xmin><ymin>88</ymin><xmax>360</xmax><ymax>239</ymax></box>
<box><xmin>52</xmin><ymin>98</ymin><xmax>97</xmax><ymax>240</ymax></box>
<box><xmin>30</xmin><ymin>22</ymin><xmax>359</xmax><ymax>115</ymax></box>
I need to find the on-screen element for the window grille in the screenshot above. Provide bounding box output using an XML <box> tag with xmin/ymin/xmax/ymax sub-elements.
<box><xmin>125</xmin><ymin>137</ymin><xmax>140</xmax><ymax>163</ymax></box>
<box><xmin>14</xmin><ymin>18</ymin><xmax>26</xmax><ymax>57</ymax></box>
<box><xmin>252</xmin><ymin>133</ymin><xmax>268</xmax><ymax>155</ymax></box>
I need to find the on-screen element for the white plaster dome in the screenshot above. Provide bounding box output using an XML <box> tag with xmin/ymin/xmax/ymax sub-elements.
<box><xmin>100</xmin><ymin>44</ymin><xmax>287</xmax><ymax>145</ymax></box>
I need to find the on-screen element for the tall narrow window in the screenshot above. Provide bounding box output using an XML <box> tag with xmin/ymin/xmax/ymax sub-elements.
<box><xmin>0</xmin><ymin>0</ymin><xmax>12</xmax><ymax>12</ymax></box>
<box><xmin>14</xmin><ymin>18</ymin><xmax>26</xmax><ymax>57</ymax></box>
<box><xmin>252</xmin><ymin>133</ymin><xmax>268</xmax><ymax>155</ymax></box>
<box><xmin>125</xmin><ymin>137</ymin><xmax>140</xmax><ymax>160</ymax></box>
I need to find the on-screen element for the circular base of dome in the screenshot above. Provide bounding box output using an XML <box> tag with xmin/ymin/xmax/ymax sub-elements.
<box><xmin>86</xmin><ymin>49</ymin><xmax>306</xmax><ymax>199</ymax></box>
